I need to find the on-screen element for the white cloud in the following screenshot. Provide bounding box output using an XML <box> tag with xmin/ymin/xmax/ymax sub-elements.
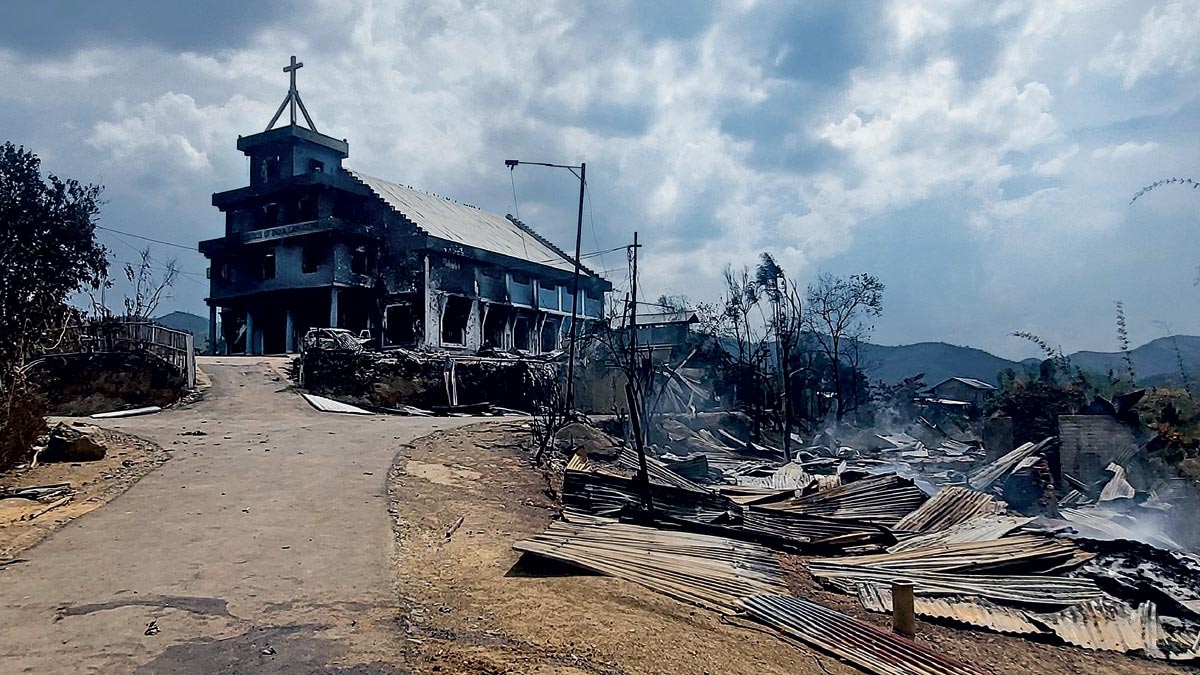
<box><xmin>1032</xmin><ymin>144</ymin><xmax>1078</xmax><ymax>175</ymax></box>
<box><xmin>1090</xmin><ymin>1</ymin><xmax>1200</xmax><ymax>87</ymax></box>
<box><xmin>1091</xmin><ymin>140</ymin><xmax>1160</xmax><ymax>159</ymax></box>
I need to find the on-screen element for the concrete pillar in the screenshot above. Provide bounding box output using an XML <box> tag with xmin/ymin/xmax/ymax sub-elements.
<box><xmin>285</xmin><ymin>309</ymin><xmax>296</xmax><ymax>353</ymax></box>
<box><xmin>245</xmin><ymin>310</ymin><xmax>255</xmax><ymax>356</ymax></box>
<box><xmin>329</xmin><ymin>287</ymin><xmax>339</xmax><ymax>328</ymax></box>
<box><xmin>208</xmin><ymin>305</ymin><xmax>218</xmax><ymax>355</ymax></box>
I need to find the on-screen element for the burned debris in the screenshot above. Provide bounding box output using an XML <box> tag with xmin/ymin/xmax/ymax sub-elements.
<box><xmin>507</xmin><ymin>380</ymin><xmax>1200</xmax><ymax>672</ymax></box>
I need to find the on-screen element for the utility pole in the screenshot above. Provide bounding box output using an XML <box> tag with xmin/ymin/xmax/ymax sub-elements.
<box><xmin>627</xmin><ymin>231</ymin><xmax>642</xmax><ymax>441</ymax></box>
<box><xmin>565</xmin><ymin>162</ymin><xmax>586</xmax><ymax>414</ymax></box>
<box><xmin>503</xmin><ymin>158</ymin><xmax>586</xmax><ymax>415</ymax></box>
<box><xmin>624</xmin><ymin>232</ymin><xmax>651</xmax><ymax>512</ymax></box>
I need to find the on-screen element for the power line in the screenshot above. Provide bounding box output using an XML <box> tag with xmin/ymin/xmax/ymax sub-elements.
<box><xmin>96</xmin><ymin>225</ymin><xmax>197</xmax><ymax>252</ymax></box>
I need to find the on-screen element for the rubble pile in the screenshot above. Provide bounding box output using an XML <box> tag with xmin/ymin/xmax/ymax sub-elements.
<box><xmin>301</xmin><ymin>341</ymin><xmax>556</xmax><ymax>414</ymax></box>
<box><xmin>515</xmin><ymin>411</ymin><xmax>1200</xmax><ymax>670</ymax></box>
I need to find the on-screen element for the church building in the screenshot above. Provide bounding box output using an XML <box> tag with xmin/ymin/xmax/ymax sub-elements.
<box><xmin>199</xmin><ymin>57</ymin><xmax>610</xmax><ymax>355</ymax></box>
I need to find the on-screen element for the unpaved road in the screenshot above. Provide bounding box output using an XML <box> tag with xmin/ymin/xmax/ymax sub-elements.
<box><xmin>0</xmin><ymin>356</ymin><xmax>478</xmax><ymax>674</ymax></box>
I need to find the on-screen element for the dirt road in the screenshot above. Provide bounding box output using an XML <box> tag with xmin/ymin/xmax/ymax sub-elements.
<box><xmin>0</xmin><ymin>356</ymin><xmax>477</xmax><ymax>674</ymax></box>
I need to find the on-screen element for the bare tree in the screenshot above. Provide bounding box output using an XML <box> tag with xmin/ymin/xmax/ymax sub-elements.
<box><xmin>123</xmin><ymin>246</ymin><xmax>179</xmax><ymax>319</ymax></box>
<box><xmin>755</xmin><ymin>253</ymin><xmax>802</xmax><ymax>460</ymax></box>
<box><xmin>803</xmin><ymin>272</ymin><xmax>884</xmax><ymax>421</ymax></box>
<box><xmin>529</xmin><ymin>369</ymin><xmax>569</xmax><ymax>466</ymax></box>
<box><xmin>721</xmin><ymin>264</ymin><xmax>771</xmax><ymax>439</ymax></box>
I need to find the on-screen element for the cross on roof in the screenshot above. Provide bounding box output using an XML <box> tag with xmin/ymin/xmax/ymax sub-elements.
<box><xmin>265</xmin><ymin>55</ymin><xmax>319</xmax><ymax>133</ymax></box>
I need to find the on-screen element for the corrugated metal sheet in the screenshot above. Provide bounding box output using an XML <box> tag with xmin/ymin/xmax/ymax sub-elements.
<box><xmin>567</xmin><ymin>448</ymin><xmax>710</xmax><ymax>494</ymax></box>
<box><xmin>1032</xmin><ymin>600</ymin><xmax>1165</xmax><ymax>657</ymax></box>
<box><xmin>1099</xmin><ymin>463</ymin><xmax>1136</xmax><ymax>501</ymax></box>
<box><xmin>760</xmin><ymin>473</ymin><xmax>927</xmax><ymax>526</ymax></box>
<box><xmin>807</xmin><ymin>562</ymin><xmax>1105</xmax><ymax>605</ymax></box>
<box><xmin>735</xmin><ymin>461</ymin><xmax>814</xmax><ymax>490</ymax></box>
<box><xmin>888</xmin><ymin>515</ymin><xmax>1035</xmax><ymax>553</ymax></box>
<box><xmin>350</xmin><ymin>171</ymin><xmax>584</xmax><ymax>274</ymax></box>
<box><xmin>301</xmin><ymin>393</ymin><xmax>372</xmax><ymax>415</ymax></box>
<box><xmin>610</xmin><ymin>311</ymin><xmax>698</xmax><ymax>328</ymax></box>
<box><xmin>968</xmin><ymin>437</ymin><xmax>1053</xmax><ymax>490</ymax></box>
<box><xmin>741</xmin><ymin>594</ymin><xmax>983</xmax><ymax>675</ymax></box>
<box><xmin>856</xmin><ymin>583</ymin><xmax>1043</xmax><ymax>636</ymax></box>
<box><xmin>513</xmin><ymin>518</ymin><xmax>788</xmax><ymax>613</ymax></box>
<box><xmin>741</xmin><ymin>506</ymin><xmax>894</xmax><ymax>546</ymax></box>
<box><xmin>818</xmin><ymin>535</ymin><xmax>1081</xmax><ymax>575</ymax></box>
<box><xmin>892</xmin><ymin>486</ymin><xmax>1002</xmax><ymax>534</ymax></box>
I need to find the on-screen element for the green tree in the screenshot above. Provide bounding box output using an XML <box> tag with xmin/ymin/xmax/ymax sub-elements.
<box><xmin>0</xmin><ymin>142</ymin><xmax>109</xmax><ymax>466</ymax></box>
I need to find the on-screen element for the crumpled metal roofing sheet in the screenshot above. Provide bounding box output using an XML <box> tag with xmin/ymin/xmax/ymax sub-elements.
<box><xmin>741</xmin><ymin>506</ymin><xmax>894</xmax><ymax>546</ymax></box>
<box><xmin>741</xmin><ymin>594</ymin><xmax>983</xmax><ymax>675</ymax></box>
<box><xmin>350</xmin><ymin>171</ymin><xmax>584</xmax><ymax>275</ymax></box>
<box><xmin>1032</xmin><ymin>599</ymin><xmax>1165</xmax><ymax>657</ymax></box>
<box><xmin>856</xmin><ymin>583</ymin><xmax>1043</xmax><ymax>636</ymax></box>
<box><xmin>512</xmin><ymin>518</ymin><xmax>788</xmax><ymax>613</ymax></box>
<box><xmin>1099</xmin><ymin>462</ymin><xmax>1136</xmax><ymax>501</ymax></box>
<box><xmin>807</xmin><ymin>562</ymin><xmax>1105</xmax><ymax>605</ymax></box>
<box><xmin>818</xmin><ymin>535</ymin><xmax>1082</xmax><ymax>575</ymax></box>
<box><xmin>735</xmin><ymin>461</ymin><xmax>814</xmax><ymax>490</ymax></box>
<box><xmin>892</xmin><ymin>486</ymin><xmax>1002</xmax><ymax>534</ymax></box>
<box><xmin>888</xmin><ymin>515</ymin><xmax>1036</xmax><ymax>553</ymax></box>
<box><xmin>760</xmin><ymin>473</ymin><xmax>927</xmax><ymax>526</ymax></box>
<box><xmin>968</xmin><ymin>437</ymin><xmax>1052</xmax><ymax>490</ymax></box>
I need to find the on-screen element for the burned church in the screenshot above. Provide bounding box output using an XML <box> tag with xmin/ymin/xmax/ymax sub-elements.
<box><xmin>200</xmin><ymin>58</ymin><xmax>610</xmax><ymax>355</ymax></box>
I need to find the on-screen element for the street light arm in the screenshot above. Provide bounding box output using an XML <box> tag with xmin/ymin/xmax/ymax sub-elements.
<box><xmin>505</xmin><ymin>159</ymin><xmax>583</xmax><ymax>171</ymax></box>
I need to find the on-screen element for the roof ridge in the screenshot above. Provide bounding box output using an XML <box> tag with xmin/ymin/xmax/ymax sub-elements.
<box><xmin>504</xmin><ymin>213</ymin><xmax>599</xmax><ymax>277</ymax></box>
<box><xmin>345</xmin><ymin>170</ymin><xmax>430</xmax><ymax>237</ymax></box>
<box><xmin>347</xmin><ymin>169</ymin><xmax>600</xmax><ymax>278</ymax></box>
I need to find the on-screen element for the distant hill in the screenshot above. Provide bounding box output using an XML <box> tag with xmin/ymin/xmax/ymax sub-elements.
<box><xmin>154</xmin><ymin>311</ymin><xmax>209</xmax><ymax>347</ymax></box>
<box><xmin>1069</xmin><ymin>336</ymin><xmax>1200</xmax><ymax>386</ymax></box>
<box><xmin>856</xmin><ymin>335</ymin><xmax>1200</xmax><ymax>387</ymax></box>
<box><xmin>858</xmin><ymin>342</ymin><xmax>1022</xmax><ymax>387</ymax></box>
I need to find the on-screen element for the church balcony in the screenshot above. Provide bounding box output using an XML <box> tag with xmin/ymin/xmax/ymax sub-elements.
<box><xmin>199</xmin><ymin>217</ymin><xmax>371</xmax><ymax>255</ymax></box>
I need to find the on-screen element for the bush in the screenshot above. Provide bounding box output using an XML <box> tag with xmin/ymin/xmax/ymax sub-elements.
<box><xmin>0</xmin><ymin>375</ymin><xmax>47</xmax><ymax>470</ymax></box>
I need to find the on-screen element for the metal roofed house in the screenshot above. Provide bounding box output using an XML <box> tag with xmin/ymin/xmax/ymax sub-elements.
<box><xmin>609</xmin><ymin>310</ymin><xmax>699</xmax><ymax>361</ymax></box>
<box><xmin>925</xmin><ymin>376</ymin><xmax>999</xmax><ymax>407</ymax></box>
<box><xmin>198</xmin><ymin>58</ymin><xmax>610</xmax><ymax>355</ymax></box>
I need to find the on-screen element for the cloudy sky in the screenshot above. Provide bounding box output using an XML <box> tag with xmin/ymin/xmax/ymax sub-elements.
<box><xmin>2</xmin><ymin>0</ymin><xmax>1198</xmax><ymax>358</ymax></box>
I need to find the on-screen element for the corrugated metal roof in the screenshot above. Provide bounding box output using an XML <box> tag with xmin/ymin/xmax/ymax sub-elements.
<box><xmin>929</xmin><ymin>377</ymin><xmax>997</xmax><ymax>391</ymax></box>
<box><xmin>889</xmin><ymin>515</ymin><xmax>1035</xmax><ymax>553</ymax></box>
<box><xmin>807</xmin><ymin>563</ymin><xmax>1105</xmax><ymax>605</ymax></box>
<box><xmin>610</xmin><ymin>311</ymin><xmax>699</xmax><ymax>329</ymax></box>
<box><xmin>1032</xmin><ymin>599</ymin><xmax>1165</xmax><ymax>657</ymax></box>
<box><xmin>741</xmin><ymin>594</ymin><xmax>984</xmax><ymax>675</ymax></box>
<box><xmin>968</xmin><ymin>437</ymin><xmax>1053</xmax><ymax>490</ymax></box>
<box><xmin>856</xmin><ymin>584</ymin><xmax>1044</xmax><ymax>636</ymax></box>
<box><xmin>892</xmin><ymin>486</ymin><xmax>1003</xmax><ymax>534</ymax></box>
<box><xmin>760</xmin><ymin>473</ymin><xmax>927</xmax><ymax>526</ymax></box>
<box><xmin>513</xmin><ymin>517</ymin><xmax>789</xmax><ymax>614</ymax></box>
<box><xmin>349</xmin><ymin>171</ymin><xmax>586</xmax><ymax>275</ymax></box>
<box><xmin>817</xmin><ymin>535</ymin><xmax>1083</xmax><ymax>575</ymax></box>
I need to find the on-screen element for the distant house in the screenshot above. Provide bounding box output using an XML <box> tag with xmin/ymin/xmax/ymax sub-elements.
<box><xmin>609</xmin><ymin>310</ymin><xmax>698</xmax><ymax>361</ymax></box>
<box><xmin>925</xmin><ymin>377</ymin><xmax>998</xmax><ymax>407</ymax></box>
